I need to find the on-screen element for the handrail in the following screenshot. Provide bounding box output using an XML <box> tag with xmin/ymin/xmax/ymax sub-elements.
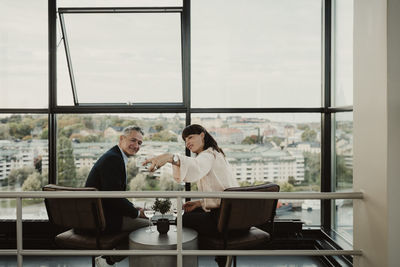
<box><xmin>0</xmin><ymin>190</ymin><xmax>363</xmax><ymax>199</ymax></box>
<box><xmin>4</xmin><ymin>249</ymin><xmax>363</xmax><ymax>256</ymax></box>
<box><xmin>0</xmin><ymin>190</ymin><xmax>364</xmax><ymax>267</ymax></box>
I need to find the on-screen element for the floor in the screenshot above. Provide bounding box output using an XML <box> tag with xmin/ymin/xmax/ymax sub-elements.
<box><xmin>0</xmin><ymin>255</ymin><xmax>326</xmax><ymax>267</ymax></box>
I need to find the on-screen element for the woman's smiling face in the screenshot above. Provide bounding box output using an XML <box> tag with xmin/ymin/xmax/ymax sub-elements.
<box><xmin>184</xmin><ymin>132</ymin><xmax>205</xmax><ymax>154</ymax></box>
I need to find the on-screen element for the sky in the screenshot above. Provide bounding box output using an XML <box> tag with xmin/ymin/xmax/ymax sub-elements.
<box><xmin>0</xmin><ymin>0</ymin><xmax>353</xmax><ymax>109</ymax></box>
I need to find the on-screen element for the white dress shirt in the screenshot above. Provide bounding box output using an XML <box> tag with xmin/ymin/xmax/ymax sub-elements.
<box><xmin>172</xmin><ymin>147</ymin><xmax>238</xmax><ymax>211</ymax></box>
<box><xmin>118</xmin><ymin>145</ymin><xmax>140</xmax><ymax>218</ymax></box>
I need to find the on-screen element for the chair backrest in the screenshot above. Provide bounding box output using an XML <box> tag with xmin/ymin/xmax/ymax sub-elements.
<box><xmin>217</xmin><ymin>183</ymin><xmax>280</xmax><ymax>233</ymax></box>
<box><xmin>43</xmin><ymin>184</ymin><xmax>106</xmax><ymax>232</ymax></box>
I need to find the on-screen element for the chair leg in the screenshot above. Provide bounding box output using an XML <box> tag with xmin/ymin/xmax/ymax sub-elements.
<box><xmin>233</xmin><ymin>255</ymin><xmax>237</xmax><ymax>267</ymax></box>
<box><xmin>225</xmin><ymin>256</ymin><xmax>233</xmax><ymax>267</ymax></box>
<box><xmin>92</xmin><ymin>256</ymin><xmax>95</xmax><ymax>267</ymax></box>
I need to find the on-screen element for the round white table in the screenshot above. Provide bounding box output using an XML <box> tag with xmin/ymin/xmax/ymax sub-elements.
<box><xmin>129</xmin><ymin>225</ymin><xmax>198</xmax><ymax>267</ymax></box>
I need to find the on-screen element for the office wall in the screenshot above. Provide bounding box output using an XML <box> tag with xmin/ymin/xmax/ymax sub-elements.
<box><xmin>354</xmin><ymin>0</ymin><xmax>400</xmax><ymax>266</ymax></box>
<box><xmin>353</xmin><ymin>0</ymin><xmax>387</xmax><ymax>266</ymax></box>
<box><xmin>387</xmin><ymin>0</ymin><xmax>400</xmax><ymax>266</ymax></box>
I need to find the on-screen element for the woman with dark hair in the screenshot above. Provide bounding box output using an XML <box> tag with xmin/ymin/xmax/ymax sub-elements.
<box><xmin>143</xmin><ymin>124</ymin><xmax>238</xmax><ymax>235</ymax></box>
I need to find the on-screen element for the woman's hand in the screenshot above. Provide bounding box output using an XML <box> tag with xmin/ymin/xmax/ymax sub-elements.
<box><xmin>182</xmin><ymin>200</ymin><xmax>201</xmax><ymax>213</ymax></box>
<box><xmin>142</xmin><ymin>153</ymin><xmax>172</xmax><ymax>172</ymax></box>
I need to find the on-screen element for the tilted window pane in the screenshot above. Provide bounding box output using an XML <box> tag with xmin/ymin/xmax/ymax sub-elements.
<box><xmin>191</xmin><ymin>113</ymin><xmax>321</xmax><ymax>226</ymax></box>
<box><xmin>0</xmin><ymin>114</ymin><xmax>48</xmax><ymax>219</ymax></box>
<box><xmin>0</xmin><ymin>1</ymin><xmax>48</xmax><ymax>108</ymax></box>
<box><xmin>58</xmin><ymin>13</ymin><xmax>182</xmax><ymax>105</ymax></box>
<box><xmin>191</xmin><ymin>0</ymin><xmax>322</xmax><ymax>108</ymax></box>
<box><xmin>332</xmin><ymin>0</ymin><xmax>353</xmax><ymax>107</ymax></box>
<box><xmin>333</xmin><ymin>112</ymin><xmax>353</xmax><ymax>242</ymax></box>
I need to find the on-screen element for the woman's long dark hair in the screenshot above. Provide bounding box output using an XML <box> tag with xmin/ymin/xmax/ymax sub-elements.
<box><xmin>182</xmin><ymin>124</ymin><xmax>225</xmax><ymax>156</ymax></box>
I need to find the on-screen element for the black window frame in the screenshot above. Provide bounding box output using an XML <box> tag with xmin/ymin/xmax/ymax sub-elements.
<box><xmin>0</xmin><ymin>0</ymin><xmax>354</xmax><ymax>242</ymax></box>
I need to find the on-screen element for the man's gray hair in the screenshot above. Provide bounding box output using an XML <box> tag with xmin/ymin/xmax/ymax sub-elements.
<box><xmin>122</xmin><ymin>126</ymin><xmax>144</xmax><ymax>136</ymax></box>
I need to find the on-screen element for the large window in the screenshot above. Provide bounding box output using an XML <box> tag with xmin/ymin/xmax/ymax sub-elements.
<box><xmin>192</xmin><ymin>113</ymin><xmax>321</xmax><ymax>225</ymax></box>
<box><xmin>56</xmin><ymin>114</ymin><xmax>186</xmax><ymax>192</ymax></box>
<box><xmin>333</xmin><ymin>112</ymin><xmax>353</xmax><ymax>242</ymax></box>
<box><xmin>332</xmin><ymin>0</ymin><xmax>353</xmax><ymax>107</ymax></box>
<box><xmin>0</xmin><ymin>0</ymin><xmax>354</xmax><ymax>247</ymax></box>
<box><xmin>332</xmin><ymin>0</ymin><xmax>354</xmax><ymax>243</ymax></box>
<box><xmin>57</xmin><ymin>10</ymin><xmax>183</xmax><ymax>105</ymax></box>
<box><xmin>0</xmin><ymin>114</ymin><xmax>48</xmax><ymax>219</ymax></box>
<box><xmin>0</xmin><ymin>0</ymin><xmax>48</xmax><ymax>108</ymax></box>
<box><xmin>191</xmin><ymin>0</ymin><xmax>322</xmax><ymax>108</ymax></box>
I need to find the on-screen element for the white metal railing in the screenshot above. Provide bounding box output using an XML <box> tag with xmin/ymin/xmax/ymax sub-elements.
<box><xmin>0</xmin><ymin>191</ymin><xmax>364</xmax><ymax>267</ymax></box>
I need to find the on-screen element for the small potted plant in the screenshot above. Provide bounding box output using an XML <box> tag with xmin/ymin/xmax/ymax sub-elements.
<box><xmin>152</xmin><ymin>198</ymin><xmax>172</xmax><ymax>234</ymax></box>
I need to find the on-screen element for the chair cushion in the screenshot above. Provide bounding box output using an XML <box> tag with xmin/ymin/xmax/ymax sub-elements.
<box><xmin>199</xmin><ymin>227</ymin><xmax>270</xmax><ymax>250</ymax></box>
<box><xmin>55</xmin><ymin>229</ymin><xmax>128</xmax><ymax>250</ymax></box>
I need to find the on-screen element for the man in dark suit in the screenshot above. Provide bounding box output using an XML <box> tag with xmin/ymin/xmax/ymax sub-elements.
<box><xmin>85</xmin><ymin>126</ymin><xmax>148</xmax><ymax>266</ymax></box>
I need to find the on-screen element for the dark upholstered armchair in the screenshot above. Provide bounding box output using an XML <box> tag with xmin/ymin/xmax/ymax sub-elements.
<box><xmin>199</xmin><ymin>183</ymin><xmax>280</xmax><ymax>267</ymax></box>
<box><xmin>43</xmin><ymin>184</ymin><xmax>129</xmax><ymax>267</ymax></box>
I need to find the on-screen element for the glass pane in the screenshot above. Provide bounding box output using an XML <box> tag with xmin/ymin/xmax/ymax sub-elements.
<box><xmin>56</xmin><ymin>114</ymin><xmax>185</xmax><ymax>194</ymax></box>
<box><xmin>57</xmin><ymin>26</ymin><xmax>74</xmax><ymax>106</ymax></box>
<box><xmin>191</xmin><ymin>0</ymin><xmax>322</xmax><ymax>108</ymax></box>
<box><xmin>333</xmin><ymin>112</ymin><xmax>353</xmax><ymax>242</ymax></box>
<box><xmin>0</xmin><ymin>114</ymin><xmax>48</xmax><ymax>220</ymax></box>
<box><xmin>58</xmin><ymin>13</ymin><xmax>182</xmax><ymax>104</ymax></box>
<box><xmin>191</xmin><ymin>113</ymin><xmax>321</xmax><ymax>226</ymax></box>
<box><xmin>58</xmin><ymin>0</ymin><xmax>182</xmax><ymax>8</ymax></box>
<box><xmin>0</xmin><ymin>0</ymin><xmax>48</xmax><ymax>108</ymax></box>
<box><xmin>332</xmin><ymin>0</ymin><xmax>353</xmax><ymax>106</ymax></box>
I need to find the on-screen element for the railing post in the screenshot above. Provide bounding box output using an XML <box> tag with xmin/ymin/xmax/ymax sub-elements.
<box><xmin>177</xmin><ymin>196</ymin><xmax>183</xmax><ymax>267</ymax></box>
<box><xmin>16</xmin><ymin>197</ymin><xmax>23</xmax><ymax>267</ymax></box>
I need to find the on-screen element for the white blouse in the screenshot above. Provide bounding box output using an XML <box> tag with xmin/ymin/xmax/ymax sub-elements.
<box><xmin>172</xmin><ymin>147</ymin><xmax>238</xmax><ymax>211</ymax></box>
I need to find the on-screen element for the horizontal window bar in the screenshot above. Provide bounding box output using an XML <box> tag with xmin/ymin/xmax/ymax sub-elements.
<box><xmin>58</xmin><ymin>7</ymin><xmax>183</xmax><ymax>13</ymax></box>
<box><xmin>0</xmin><ymin>249</ymin><xmax>362</xmax><ymax>257</ymax></box>
<box><xmin>191</xmin><ymin>108</ymin><xmax>324</xmax><ymax>113</ymax></box>
<box><xmin>328</xmin><ymin>106</ymin><xmax>353</xmax><ymax>112</ymax></box>
<box><xmin>0</xmin><ymin>191</ymin><xmax>363</xmax><ymax>199</ymax></box>
<box><xmin>53</xmin><ymin>104</ymin><xmax>187</xmax><ymax>113</ymax></box>
<box><xmin>0</xmin><ymin>109</ymin><xmax>48</xmax><ymax>114</ymax></box>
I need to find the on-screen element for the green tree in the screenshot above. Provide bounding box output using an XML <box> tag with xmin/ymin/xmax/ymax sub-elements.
<box><xmin>40</xmin><ymin>128</ymin><xmax>48</xmax><ymax>139</ymax></box>
<box><xmin>82</xmin><ymin>134</ymin><xmax>100</xmax><ymax>143</ymax></box>
<box><xmin>159</xmin><ymin>173</ymin><xmax>182</xmax><ymax>191</ymax></box>
<box><xmin>336</xmin><ymin>155</ymin><xmax>353</xmax><ymax>190</ymax></box>
<box><xmin>76</xmin><ymin>167</ymin><xmax>91</xmax><ymax>187</ymax></box>
<box><xmin>9</xmin><ymin>121</ymin><xmax>33</xmax><ymax>139</ymax></box>
<box><xmin>6</xmin><ymin>166</ymin><xmax>36</xmax><ymax>188</ymax></box>
<box><xmin>241</xmin><ymin>135</ymin><xmax>262</xmax><ymax>145</ymax></box>
<box><xmin>22</xmin><ymin>172</ymin><xmax>42</xmax><ymax>191</ymax></box>
<box><xmin>239</xmin><ymin>181</ymin><xmax>252</xmax><ymax>187</ymax></box>
<box><xmin>280</xmin><ymin>182</ymin><xmax>294</xmax><ymax>192</ymax></box>
<box><xmin>129</xmin><ymin>173</ymin><xmax>147</xmax><ymax>191</ymax></box>
<box><xmin>0</xmin><ymin>124</ymin><xmax>10</xmax><ymax>139</ymax></box>
<box><xmin>8</xmin><ymin>114</ymin><xmax>23</xmax><ymax>123</ymax></box>
<box><xmin>288</xmin><ymin>176</ymin><xmax>296</xmax><ymax>185</ymax></box>
<box><xmin>303</xmin><ymin>152</ymin><xmax>320</xmax><ymax>186</ymax></box>
<box><xmin>82</xmin><ymin>116</ymin><xmax>94</xmax><ymax>129</ymax></box>
<box><xmin>151</xmin><ymin>130</ymin><xmax>177</xmax><ymax>142</ymax></box>
<box><xmin>126</xmin><ymin>158</ymin><xmax>139</xmax><ymax>185</ymax></box>
<box><xmin>297</xmin><ymin>124</ymin><xmax>310</xmax><ymax>131</ymax></box>
<box><xmin>301</xmin><ymin>128</ymin><xmax>317</xmax><ymax>142</ymax></box>
<box><xmin>57</xmin><ymin>136</ymin><xmax>77</xmax><ymax>186</ymax></box>
<box><xmin>154</xmin><ymin>124</ymin><xmax>164</xmax><ymax>132</ymax></box>
<box><xmin>121</xmin><ymin>120</ymin><xmax>139</xmax><ymax>128</ymax></box>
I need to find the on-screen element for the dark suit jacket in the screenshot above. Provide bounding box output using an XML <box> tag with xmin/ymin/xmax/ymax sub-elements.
<box><xmin>85</xmin><ymin>145</ymin><xmax>139</xmax><ymax>232</ymax></box>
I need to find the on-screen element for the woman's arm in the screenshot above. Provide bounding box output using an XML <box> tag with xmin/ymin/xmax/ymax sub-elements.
<box><xmin>142</xmin><ymin>153</ymin><xmax>179</xmax><ymax>172</ymax></box>
<box><xmin>142</xmin><ymin>150</ymin><xmax>215</xmax><ymax>183</ymax></box>
<box><xmin>175</xmin><ymin>150</ymin><xmax>214</xmax><ymax>183</ymax></box>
